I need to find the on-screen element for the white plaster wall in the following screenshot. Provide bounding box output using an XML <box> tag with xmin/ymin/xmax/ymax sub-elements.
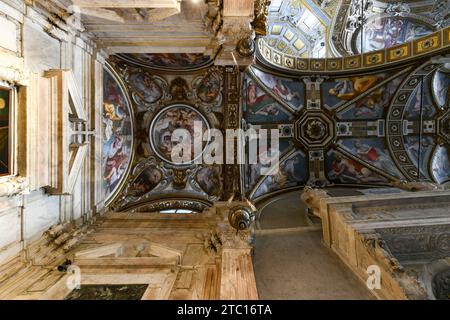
<box><xmin>22</xmin><ymin>191</ymin><xmax>60</xmax><ymax>241</ymax></box>
<box><xmin>0</xmin><ymin>208</ymin><xmax>20</xmax><ymax>249</ymax></box>
<box><xmin>0</xmin><ymin>15</ymin><xmax>18</xmax><ymax>52</ymax></box>
<box><xmin>0</xmin><ymin>0</ymin><xmax>103</xmax><ymax>263</ymax></box>
<box><xmin>23</xmin><ymin>17</ymin><xmax>61</xmax><ymax>73</ymax></box>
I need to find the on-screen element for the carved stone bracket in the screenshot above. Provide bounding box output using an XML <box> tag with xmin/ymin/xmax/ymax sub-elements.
<box><xmin>301</xmin><ymin>187</ymin><xmax>330</xmax><ymax>216</ymax></box>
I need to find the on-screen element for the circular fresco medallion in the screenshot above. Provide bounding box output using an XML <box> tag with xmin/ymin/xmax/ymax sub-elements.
<box><xmin>149</xmin><ymin>105</ymin><xmax>210</xmax><ymax>165</ymax></box>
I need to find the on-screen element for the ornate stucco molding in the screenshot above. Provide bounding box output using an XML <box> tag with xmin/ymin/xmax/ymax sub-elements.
<box><xmin>0</xmin><ymin>177</ymin><xmax>28</xmax><ymax>197</ymax></box>
<box><xmin>0</xmin><ymin>63</ymin><xmax>27</xmax><ymax>85</ymax></box>
<box><xmin>252</xmin><ymin>0</ymin><xmax>271</xmax><ymax>37</ymax></box>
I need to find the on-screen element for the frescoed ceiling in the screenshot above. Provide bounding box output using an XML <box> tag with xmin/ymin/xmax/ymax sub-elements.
<box><xmin>102</xmin><ymin>54</ymin><xmax>226</xmax><ymax>212</ymax></box>
<box><xmin>243</xmin><ymin>61</ymin><xmax>450</xmax><ymax>201</ymax></box>
<box><xmin>97</xmin><ymin>1</ymin><xmax>450</xmax><ymax>211</ymax></box>
<box><xmin>102</xmin><ymin>50</ymin><xmax>450</xmax><ymax>209</ymax></box>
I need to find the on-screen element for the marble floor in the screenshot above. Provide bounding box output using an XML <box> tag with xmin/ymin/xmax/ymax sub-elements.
<box><xmin>253</xmin><ymin>192</ymin><xmax>375</xmax><ymax>300</ymax></box>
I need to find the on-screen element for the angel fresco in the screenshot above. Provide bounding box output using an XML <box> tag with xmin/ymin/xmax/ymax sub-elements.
<box><xmin>328</xmin><ymin>151</ymin><xmax>384</xmax><ymax>183</ymax></box>
<box><xmin>352</xmin><ymin>139</ymin><xmax>399</xmax><ymax>177</ymax></box>
<box><xmin>251</xmin><ymin>68</ymin><xmax>303</xmax><ymax>109</ymax></box>
<box><xmin>328</xmin><ymin>75</ymin><xmax>380</xmax><ymax>102</ymax></box>
<box><xmin>196</xmin><ymin>70</ymin><xmax>222</xmax><ymax>104</ymax></box>
<box><xmin>129</xmin><ymin>73</ymin><xmax>163</xmax><ymax>104</ymax></box>
<box><xmin>323</xmin><ymin>74</ymin><xmax>385</xmax><ymax>109</ymax></box>
<box><xmin>102</xmin><ymin>69</ymin><xmax>133</xmax><ymax>199</ymax></box>
<box><xmin>272</xmin><ymin>79</ymin><xmax>301</xmax><ymax>103</ymax></box>
<box><xmin>196</xmin><ymin>166</ymin><xmax>221</xmax><ymax>197</ymax></box>
<box><xmin>247</xmin><ymin>80</ymin><xmax>270</xmax><ymax>107</ymax></box>
<box><xmin>129</xmin><ymin>167</ymin><xmax>163</xmax><ymax>197</ymax></box>
<box><xmin>337</xmin><ymin>76</ymin><xmax>403</xmax><ymax>119</ymax></box>
<box><xmin>358</xmin><ymin>18</ymin><xmax>432</xmax><ymax>53</ymax></box>
<box><xmin>245</xmin><ymin>80</ymin><xmax>293</xmax><ymax>123</ymax></box>
<box><xmin>252</xmin><ymin>152</ymin><xmax>306</xmax><ymax>198</ymax></box>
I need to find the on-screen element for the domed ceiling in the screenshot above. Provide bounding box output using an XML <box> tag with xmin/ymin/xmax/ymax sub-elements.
<box><xmin>258</xmin><ymin>0</ymin><xmax>449</xmax><ymax>63</ymax></box>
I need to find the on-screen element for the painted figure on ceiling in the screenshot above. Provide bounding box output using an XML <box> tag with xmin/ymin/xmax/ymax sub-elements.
<box><xmin>330</xmin><ymin>153</ymin><xmax>381</xmax><ymax>183</ymax></box>
<box><xmin>152</xmin><ymin>106</ymin><xmax>207</xmax><ymax>162</ymax></box>
<box><xmin>197</xmin><ymin>70</ymin><xmax>221</xmax><ymax>104</ymax></box>
<box><xmin>170</xmin><ymin>78</ymin><xmax>190</xmax><ymax>100</ymax></box>
<box><xmin>130</xmin><ymin>167</ymin><xmax>163</xmax><ymax>197</ymax></box>
<box><xmin>361</xmin><ymin>18</ymin><xmax>431</xmax><ymax>52</ymax></box>
<box><xmin>196</xmin><ymin>166</ymin><xmax>221</xmax><ymax>197</ymax></box>
<box><xmin>247</xmin><ymin>80</ymin><xmax>269</xmax><ymax>106</ymax></box>
<box><xmin>103</xmin><ymin>145</ymin><xmax>128</xmax><ymax>191</ymax></box>
<box><xmin>131</xmin><ymin>73</ymin><xmax>163</xmax><ymax>104</ymax></box>
<box><xmin>273</xmin><ymin>78</ymin><xmax>301</xmax><ymax>102</ymax></box>
<box><xmin>432</xmin><ymin>147</ymin><xmax>450</xmax><ymax>184</ymax></box>
<box><xmin>102</xmin><ymin>69</ymin><xmax>133</xmax><ymax>199</ymax></box>
<box><xmin>353</xmin><ymin>140</ymin><xmax>397</xmax><ymax>175</ymax></box>
<box><xmin>328</xmin><ymin>75</ymin><xmax>379</xmax><ymax>102</ymax></box>
<box><xmin>254</xmin><ymin>103</ymin><xmax>281</xmax><ymax>116</ymax></box>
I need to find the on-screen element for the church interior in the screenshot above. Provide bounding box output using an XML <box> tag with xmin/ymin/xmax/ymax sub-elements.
<box><xmin>0</xmin><ymin>0</ymin><xmax>449</xmax><ymax>300</ymax></box>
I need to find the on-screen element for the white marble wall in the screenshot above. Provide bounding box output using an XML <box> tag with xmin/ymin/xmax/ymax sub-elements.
<box><xmin>0</xmin><ymin>0</ymin><xmax>104</xmax><ymax>263</ymax></box>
